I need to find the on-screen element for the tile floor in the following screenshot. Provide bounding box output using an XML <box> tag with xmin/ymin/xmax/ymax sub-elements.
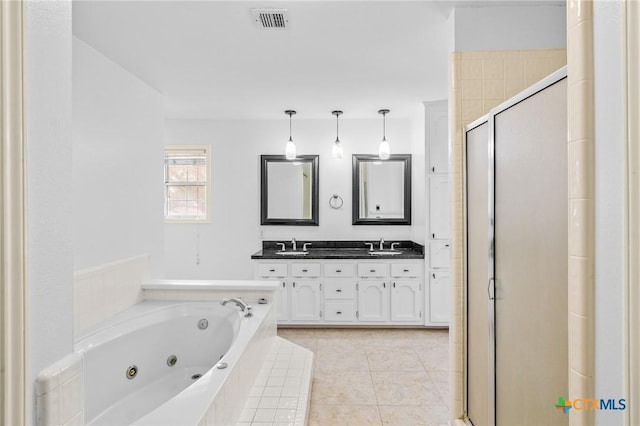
<box><xmin>276</xmin><ymin>328</ymin><xmax>449</xmax><ymax>426</ymax></box>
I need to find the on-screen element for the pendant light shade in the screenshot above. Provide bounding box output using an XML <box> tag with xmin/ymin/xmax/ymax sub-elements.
<box><xmin>284</xmin><ymin>110</ymin><xmax>297</xmax><ymax>160</ymax></box>
<box><xmin>378</xmin><ymin>109</ymin><xmax>391</xmax><ymax>160</ymax></box>
<box><xmin>332</xmin><ymin>110</ymin><xmax>344</xmax><ymax>159</ymax></box>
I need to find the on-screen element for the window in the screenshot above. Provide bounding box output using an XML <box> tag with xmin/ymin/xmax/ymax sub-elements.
<box><xmin>164</xmin><ymin>145</ymin><xmax>210</xmax><ymax>222</ymax></box>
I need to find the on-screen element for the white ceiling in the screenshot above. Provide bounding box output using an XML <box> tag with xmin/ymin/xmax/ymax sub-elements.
<box><xmin>73</xmin><ymin>1</ymin><xmax>454</xmax><ymax>120</ymax></box>
<box><xmin>72</xmin><ymin>1</ymin><xmax>562</xmax><ymax>120</ymax></box>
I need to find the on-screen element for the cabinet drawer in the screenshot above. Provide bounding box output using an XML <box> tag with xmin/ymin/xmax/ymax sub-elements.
<box><xmin>391</xmin><ymin>263</ymin><xmax>422</xmax><ymax>278</ymax></box>
<box><xmin>258</xmin><ymin>263</ymin><xmax>287</xmax><ymax>278</ymax></box>
<box><xmin>324</xmin><ymin>279</ymin><xmax>356</xmax><ymax>300</ymax></box>
<box><xmin>291</xmin><ymin>263</ymin><xmax>321</xmax><ymax>277</ymax></box>
<box><xmin>324</xmin><ymin>301</ymin><xmax>357</xmax><ymax>322</ymax></box>
<box><xmin>324</xmin><ymin>263</ymin><xmax>355</xmax><ymax>277</ymax></box>
<box><xmin>357</xmin><ymin>263</ymin><xmax>389</xmax><ymax>278</ymax></box>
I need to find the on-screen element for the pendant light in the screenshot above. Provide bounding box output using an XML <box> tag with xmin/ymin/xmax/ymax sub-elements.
<box><xmin>331</xmin><ymin>110</ymin><xmax>344</xmax><ymax>159</ymax></box>
<box><xmin>284</xmin><ymin>110</ymin><xmax>297</xmax><ymax>160</ymax></box>
<box><xmin>378</xmin><ymin>109</ymin><xmax>391</xmax><ymax>160</ymax></box>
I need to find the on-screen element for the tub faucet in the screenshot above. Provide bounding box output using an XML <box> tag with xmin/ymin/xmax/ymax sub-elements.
<box><xmin>221</xmin><ymin>298</ymin><xmax>253</xmax><ymax>317</ymax></box>
<box><xmin>291</xmin><ymin>238</ymin><xmax>297</xmax><ymax>251</ymax></box>
<box><xmin>379</xmin><ymin>238</ymin><xmax>385</xmax><ymax>250</ymax></box>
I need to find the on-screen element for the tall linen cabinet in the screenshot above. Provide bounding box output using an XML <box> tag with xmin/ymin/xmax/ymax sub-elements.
<box><xmin>464</xmin><ymin>68</ymin><xmax>568</xmax><ymax>426</ymax></box>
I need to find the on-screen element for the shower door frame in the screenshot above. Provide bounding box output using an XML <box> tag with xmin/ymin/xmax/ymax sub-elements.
<box><xmin>463</xmin><ymin>114</ymin><xmax>494</xmax><ymax>426</ymax></box>
<box><xmin>464</xmin><ymin>67</ymin><xmax>568</xmax><ymax>426</ymax></box>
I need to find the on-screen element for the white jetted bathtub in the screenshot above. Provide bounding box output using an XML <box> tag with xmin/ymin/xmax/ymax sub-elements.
<box><xmin>75</xmin><ymin>300</ymin><xmax>275</xmax><ymax>425</ymax></box>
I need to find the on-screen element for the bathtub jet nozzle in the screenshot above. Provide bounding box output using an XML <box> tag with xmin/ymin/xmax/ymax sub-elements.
<box><xmin>220</xmin><ymin>297</ymin><xmax>253</xmax><ymax>317</ymax></box>
<box><xmin>126</xmin><ymin>365</ymin><xmax>138</xmax><ymax>379</ymax></box>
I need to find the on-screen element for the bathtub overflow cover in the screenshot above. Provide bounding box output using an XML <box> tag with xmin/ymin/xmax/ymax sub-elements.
<box><xmin>198</xmin><ymin>319</ymin><xmax>208</xmax><ymax>330</ymax></box>
<box><xmin>126</xmin><ymin>365</ymin><xmax>138</xmax><ymax>379</ymax></box>
<box><xmin>216</xmin><ymin>362</ymin><xmax>228</xmax><ymax>370</ymax></box>
<box><xmin>167</xmin><ymin>355</ymin><xmax>178</xmax><ymax>367</ymax></box>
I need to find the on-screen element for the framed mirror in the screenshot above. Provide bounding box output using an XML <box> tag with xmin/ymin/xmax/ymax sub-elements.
<box><xmin>352</xmin><ymin>154</ymin><xmax>411</xmax><ymax>225</ymax></box>
<box><xmin>260</xmin><ymin>155</ymin><xmax>319</xmax><ymax>226</ymax></box>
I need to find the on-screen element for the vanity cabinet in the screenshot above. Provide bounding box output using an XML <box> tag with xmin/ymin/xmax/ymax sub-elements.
<box><xmin>254</xmin><ymin>258</ymin><xmax>430</xmax><ymax>326</ymax></box>
<box><xmin>291</xmin><ymin>280</ymin><xmax>322</xmax><ymax>321</ymax></box>
<box><xmin>391</xmin><ymin>281</ymin><xmax>422</xmax><ymax>322</ymax></box>
<box><xmin>357</xmin><ymin>281</ymin><xmax>389</xmax><ymax>321</ymax></box>
<box><xmin>257</xmin><ymin>263</ymin><xmax>289</xmax><ymax>321</ymax></box>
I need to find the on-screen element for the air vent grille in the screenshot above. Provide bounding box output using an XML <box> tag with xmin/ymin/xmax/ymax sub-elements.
<box><xmin>251</xmin><ymin>8</ymin><xmax>289</xmax><ymax>29</ymax></box>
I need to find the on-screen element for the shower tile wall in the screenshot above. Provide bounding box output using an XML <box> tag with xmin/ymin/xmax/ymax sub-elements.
<box><xmin>448</xmin><ymin>48</ymin><xmax>567</xmax><ymax>420</ymax></box>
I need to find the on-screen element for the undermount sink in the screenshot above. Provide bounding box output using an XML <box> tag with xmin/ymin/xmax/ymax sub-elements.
<box><xmin>369</xmin><ymin>250</ymin><xmax>403</xmax><ymax>256</ymax></box>
<box><xmin>276</xmin><ymin>251</ymin><xmax>309</xmax><ymax>256</ymax></box>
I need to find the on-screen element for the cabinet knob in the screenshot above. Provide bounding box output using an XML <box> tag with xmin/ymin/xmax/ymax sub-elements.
<box><xmin>336</xmin><ymin>269</ymin><xmax>342</xmax><ymax>273</ymax></box>
<box><xmin>403</xmin><ymin>269</ymin><xmax>409</xmax><ymax>272</ymax></box>
<box><xmin>336</xmin><ymin>311</ymin><xmax>342</xmax><ymax>315</ymax></box>
<box><xmin>302</xmin><ymin>269</ymin><xmax>308</xmax><ymax>272</ymax></box>
<box><xmin>269</xmin><ymin>269</ymin><xmax>275</xmax><ymax>272</ymax></box>
<box><xmin>336</xmin><ymin>289</ymin><xmax>342</xmax><ymax>293</ymax></box>
<box><xmin>432</xmin><ymin>166</ymin><xmax>435</xmax><ymax>172</ymax></box>
<box><xmin>432</xmin><ymin>273</ymin><xmax>436</xmax><ymax>279</ymax></box>
<box><xmin>370</xmin><ymin>269</ymin><xmax>376</xmax><ymax>273</ymax></box>
<box><xmin>383</xmin><ymin>282</ymin><xmax>386</xmax><ymax>288</ymax></box>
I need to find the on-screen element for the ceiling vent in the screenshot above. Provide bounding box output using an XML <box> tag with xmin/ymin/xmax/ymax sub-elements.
<box><xmin>251</xmin><ymin>8</ymin><xmax>289</xmax><ymax>29</ymax></box>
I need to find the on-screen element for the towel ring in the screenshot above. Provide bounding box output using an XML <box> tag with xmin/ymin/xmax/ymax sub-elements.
<box><xmin>329</xmin><ymin>194</ymin><xmax>343</xmax><ymax>209</ymax></box>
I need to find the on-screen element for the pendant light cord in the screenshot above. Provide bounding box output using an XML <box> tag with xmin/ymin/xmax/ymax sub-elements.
<box><xmin>336</xmin><ymin>113</ymin><xmax>339</xmax><ymax>142</ymax></box>
<box><xmin>289</xmin><ymin>112</ymin><xmax>293</xmax><ymax>141</ymax></box>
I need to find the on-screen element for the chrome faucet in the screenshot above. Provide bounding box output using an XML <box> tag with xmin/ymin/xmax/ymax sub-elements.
<box><xmin>221</xmin><ymin>298</ymin><xmax>253</xmax><ymax>317</ymax></box>
<box><xmin>379</xmin><ymin>238</ymin><xmax>385</xmax><ymax>250</ymax></box>
<box><xmin>291</xmin><ymin>238</ymin><xmax>297</xmax><ymax>251</ymax></box>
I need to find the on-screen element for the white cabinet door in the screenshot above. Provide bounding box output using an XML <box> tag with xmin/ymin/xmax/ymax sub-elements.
<box><xmin>291</xmin><ymin>280</ymin><xmax>321</xmax><ymax>321</ymax></box>
<box><xmin>276</xmin><ymin>281</ymin><xmax>289</xmax><ymax>322</ymax></box>
<box><xmin>429</xmin><ymin>241</ymin><xmax>451</xmax><ymax>269</ymax></box>
<box><xmin>357</xmin><ymin>281</ymin><xmax>389</xmax><ymax>322</ymax></box>
<box><xmin>428</xmin><ymin>107</ymin><xmax>449</xmax><ymax>174</ymax></box>
<box><xmin>391</xmin><ymin>281</ymin><xmax>422</xmax><ymax>322</ymax></box>
<box><xmin>429</xmin><ymin>271</ymin><xmax>450</xmax><ymax>323</ymax></box>
<box><xmin>429</xmin><ymin>176</ymin><xmax>450</xmax><ymax>240</ymax></box>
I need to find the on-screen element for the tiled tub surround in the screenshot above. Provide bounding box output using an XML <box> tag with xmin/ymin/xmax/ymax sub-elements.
<box><xmin>73</xmin><ymin>255</ymin><xmax>150</xmax><ymax>337</ymax></box>
<box><xmin>36</xmin><ymin>281</ymin><xmax>301</xmax><ymax>426</ymax></box>
<box><xmin>252</xmin><ymin>240</ymin><xmax>425</xmax><ymax>260</ymax></box>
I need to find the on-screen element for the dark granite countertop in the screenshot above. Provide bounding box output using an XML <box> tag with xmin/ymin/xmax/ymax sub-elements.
<box><xmin>251</xmin><ymin>240</ymin><xmax>425</xmax><ymax>260</ymax></box>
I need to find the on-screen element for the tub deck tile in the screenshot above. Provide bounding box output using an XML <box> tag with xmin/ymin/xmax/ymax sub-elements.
<box><xmin>239</xmin><ymin>337</ymin><xmax>313</xmax><ymax>426</ymax></box>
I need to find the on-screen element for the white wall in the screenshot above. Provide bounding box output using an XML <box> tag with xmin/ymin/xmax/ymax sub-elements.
<box><xmin>593</xmin><ymin>1</ymin><xmax>625</xmax><ymax>423</ymax></box>
<box><xmin>164</xmin><ymin>117</ymin><xmax>421</xmax><ymax>279</ymax></box>
<box><xmin>454</xmin><ymin>5</ymin><xmax>566</xmax><ymax>51</ymax></box>
<box><xmin>72</xmin><ymin>37</ymin><xmax>165</xmax><ymax>276</ymax></box>
<box><xmin>24</xmin><ymin>1</ymin><xmax>74</xmax><ymax>422</ymax></box>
